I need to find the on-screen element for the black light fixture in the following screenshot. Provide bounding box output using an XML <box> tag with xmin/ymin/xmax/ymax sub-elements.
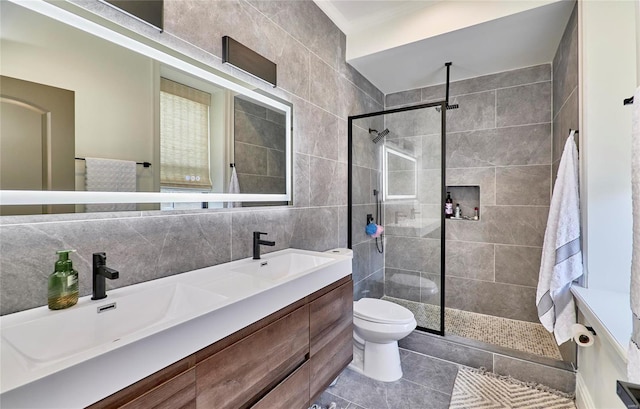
<box><xmin>222</xmin><ymin>36</ymin><xmax>277</xmax><ymax>87</ymax></box>
<box><xmin>102</xmin><ymin>0</ymin><xmax>164</xmax><ymax>31</ymax></box>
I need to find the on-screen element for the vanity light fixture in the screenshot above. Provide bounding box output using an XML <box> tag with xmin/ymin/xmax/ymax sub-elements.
<box><xmin>222</xmin><ymin>36</ymin><xmax>277</xmax><ymax>87</ymax></box>
<box><xmin>101</xmin><ymin>0</ymin><xmax>164</xmax><ymax>31</ymax></box>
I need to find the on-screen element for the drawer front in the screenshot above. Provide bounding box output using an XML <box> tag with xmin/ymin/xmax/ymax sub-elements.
<box><xmin>309</xmin><ymin>280</ymin><xmax>353</xmax><ymax>356</ymax></box>
<box><xmin>250</xmin><ymin>362</ymin><xmax>310</xmax><ymax>409</ymax></box>
<box><xmin>88</xmin><ymin>356</ymin><xmax>196</xmax><ymax>409</ymax></box>
<box><xmin>196</xmin><ymin>305</ymin><xmax>309</xmax><ymax>409</ymax></box>
<box><xmin>309</xmin><ymin>324</ymin><xmax>353</xmax><ymax>401</ymax></box>
<box><xmin>121</xmin><ymin>368</ymin><xmax>196</xmax><ymax>409</ymax></box>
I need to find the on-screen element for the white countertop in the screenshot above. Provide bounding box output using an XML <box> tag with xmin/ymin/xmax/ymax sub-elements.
<box><xmin>0</xmin><ymin>248</ymin><xmax>352</xmax><ymax>408</ymax></box>
<box><xmin>572</xmin><ymin>285</ymin><xmax>631</xmax><ymax>361</ymax></box>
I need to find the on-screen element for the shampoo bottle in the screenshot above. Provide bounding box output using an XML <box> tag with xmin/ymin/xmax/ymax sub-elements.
<box><xmin>48</xmin><ymin>250</ymin><xmax>79</xmax><ymax>310</ymax></box>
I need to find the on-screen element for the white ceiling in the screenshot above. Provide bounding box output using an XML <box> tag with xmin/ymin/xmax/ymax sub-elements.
<box><xmin>314</xmin><ymin>0</ymin><xmax>576</xmax><ymax>95</ymax></box>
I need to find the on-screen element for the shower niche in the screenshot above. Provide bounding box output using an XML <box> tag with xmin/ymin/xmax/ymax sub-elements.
<box><xmin>446</xmin><ymin>185</ymin><xmax>480</xmax><ymax>221</ymax></box>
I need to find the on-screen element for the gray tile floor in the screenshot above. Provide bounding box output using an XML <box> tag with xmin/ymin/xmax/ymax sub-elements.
<box><xmin>313</xmin><ymin>349</ymin><xmax>458</xmax><ymax>409</ymax></box>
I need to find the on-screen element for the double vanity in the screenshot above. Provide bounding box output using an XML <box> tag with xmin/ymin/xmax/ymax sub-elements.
<box><xmin>0</xmin><ymin>248</ymin><xmax>353</xmax><ymax>408</ymax></box>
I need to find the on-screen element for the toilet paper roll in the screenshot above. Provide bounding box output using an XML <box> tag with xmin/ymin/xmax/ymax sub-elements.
<box><xmin>571</xmin><ymin>323</ymin><xmax>595</xmax><ymax>347</ymax></box>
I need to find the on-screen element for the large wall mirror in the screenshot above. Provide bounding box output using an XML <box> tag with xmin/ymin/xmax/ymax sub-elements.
<box><xmin>0</xmin><ymin>0</ymin><xmax>292</xmax><ymax>216</ymax></box>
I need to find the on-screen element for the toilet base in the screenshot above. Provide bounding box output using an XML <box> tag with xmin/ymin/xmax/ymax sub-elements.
<box><xmin>349</xmin><ymin>339</ymin><xmax>403</xmax><ymax>382</ymax></box>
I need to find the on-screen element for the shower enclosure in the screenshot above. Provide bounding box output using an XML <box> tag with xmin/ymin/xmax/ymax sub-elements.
<box><xmin>348</xmin><ymin>76</ymin><xmax>570</xmax><ymax>367</ymax></box>
<box><xmin>348</xmin><ymin>101</ymin><xmax>447</xmax><ymax>335</ymax></box>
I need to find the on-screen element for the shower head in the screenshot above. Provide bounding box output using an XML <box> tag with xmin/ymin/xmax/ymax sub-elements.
<box><xmin>369</xmin><ymin>128</ymin><xmax>389</xmax><ymax>144</ymax></box>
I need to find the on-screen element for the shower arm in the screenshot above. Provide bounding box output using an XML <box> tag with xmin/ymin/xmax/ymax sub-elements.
<box><xmin>445</xmin><ymin>62</ymin><xmax>452</xmax><ymax>106</ymax></box>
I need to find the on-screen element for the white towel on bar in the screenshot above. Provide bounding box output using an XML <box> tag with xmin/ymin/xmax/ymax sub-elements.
<box><xmin>629</xmin><ymin>86</ymin><xmax>640</xmax><ymax>382</ymax></box>
<box><xmin>85</xmin><ymin>157</ymin><xmax>136</xmax><ymax>212</ymax></box>
<box><xmin>536</xmin><ymin>130</ymin><xmax>583</xmax><ymax>345</ymax></box>
<box><xmin>225</xmin><ymin>165</ymin><xmax>241</xmax><ymax>208</ymax></box>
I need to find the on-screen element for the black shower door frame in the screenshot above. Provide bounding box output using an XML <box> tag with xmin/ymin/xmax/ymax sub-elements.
<box><xmin>347</xmin><ymin>100</ymin><xmax>447</xmax><ymax>336</ymax></box>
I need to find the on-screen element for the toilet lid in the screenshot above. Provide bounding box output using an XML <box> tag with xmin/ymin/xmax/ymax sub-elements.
<box><xmin>354</xmin><ymin>298</ymin><xmax>415</xmax><ymax>325</ymax></box>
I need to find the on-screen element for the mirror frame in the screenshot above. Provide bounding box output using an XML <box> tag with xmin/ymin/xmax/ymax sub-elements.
<box><xmin>0</xmin><ymin>0</ymin><xmax>292</xmax><ymax>206</ymax></box>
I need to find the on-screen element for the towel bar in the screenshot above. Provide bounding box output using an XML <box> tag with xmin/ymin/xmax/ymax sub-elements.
<box><xmin>75</xmin><ymin>157</ymin><xmax>151</xmax><ymax>167</ymax></box>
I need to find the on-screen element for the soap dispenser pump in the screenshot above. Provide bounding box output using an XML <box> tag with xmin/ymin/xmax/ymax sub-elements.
<box><xmin>48</xmin><ymin>250</ymin><xmax>79</xmax><ymax>310</ymax></box>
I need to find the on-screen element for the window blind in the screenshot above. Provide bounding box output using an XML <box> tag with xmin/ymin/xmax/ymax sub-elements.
<box><xmin>160</xmin><ymin>78</ymin><xmax>212</xmax><ymax>189</ymax></box>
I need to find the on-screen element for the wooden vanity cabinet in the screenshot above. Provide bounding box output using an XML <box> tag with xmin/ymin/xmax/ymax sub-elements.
<box><xmin>308</xmin><ymin>279</ymin><xmax>353</xmax><ymax>401</ymax></box>
<box><xmin>196</xmin><ymin>305</ymin><xmax>310</xmax><ymax>409</ymax></box>
<box><xmin>88</xmin><ymin>276</ymin><xmax>353</xmax><ymax>409</ymax></box>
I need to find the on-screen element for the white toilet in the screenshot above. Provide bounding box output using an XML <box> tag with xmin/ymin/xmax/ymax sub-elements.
<box><xmin>350</xmin><ymin>298</ymin><xmax>417</xmax><ymax>382</ymax></box>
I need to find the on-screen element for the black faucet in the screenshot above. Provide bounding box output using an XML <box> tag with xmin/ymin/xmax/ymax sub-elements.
<box><xmin>410</xmin><ymin>207</ymin><xmax>421</xmax><ymax>220</ymax></box>
<box><xmin>92</xmin><ymin>252</ymin><xmax>119</xmax><ymax>300</ymax></box>
<box><xmin>253</xmin><ymin>231</ymin><xmax>275</xmax><ymax>260</ymax></box>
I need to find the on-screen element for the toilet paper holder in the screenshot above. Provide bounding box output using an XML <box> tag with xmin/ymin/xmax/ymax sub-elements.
<box><xmin>574</xmin><ymin>325</ymin><xmax>597</xmax><ymax>346</ymax></box>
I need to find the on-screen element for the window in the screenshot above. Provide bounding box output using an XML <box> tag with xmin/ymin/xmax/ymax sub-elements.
<box><xmin>160</xmin><ymin>78</ymin><xmax>212</xmax><ymax>190</ymax></box>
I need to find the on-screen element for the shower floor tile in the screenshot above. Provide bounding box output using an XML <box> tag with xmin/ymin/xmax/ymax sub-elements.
<box><xmin>382</xmin><ymin>296</ymin><xmax>563</xmax><ymax>361</ymax></box>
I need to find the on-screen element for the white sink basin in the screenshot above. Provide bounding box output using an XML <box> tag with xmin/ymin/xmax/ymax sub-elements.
<box><xmin>200</xmin><ymin>272</ymin><xmax>274</xmax><ymax>298</ymax></box>
<box><xmin>231</xmin><ymin>252</ymin><xmax>333</xmax><ymax>282</ymax></box>
<box><xmin>2</xmin><ymin>283</ymin><xmax>226</xmax><ymax>364</ymax></box>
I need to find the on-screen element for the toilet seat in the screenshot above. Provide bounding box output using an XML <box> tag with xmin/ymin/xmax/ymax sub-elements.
<box><xmin>354</xmin><ymin>298</ymin><xmax>414</xmax><ymax>325</ymax></box>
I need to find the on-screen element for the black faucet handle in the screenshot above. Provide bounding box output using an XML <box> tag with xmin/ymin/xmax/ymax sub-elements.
<box><xmin>253</xmin><ymin>231</ymin><xmax>268</xmax><ymax>238</ymax></box>
<box><xmin>93</xmin><ymin>252</ymin><xmax>106</xmax><ymax>264</ymax></box>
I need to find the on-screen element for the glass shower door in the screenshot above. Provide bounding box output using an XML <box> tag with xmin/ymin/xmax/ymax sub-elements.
<box><xmin>348</xmin><ymin>101</ymin><xmax>446</xmax><ymax>335</ymax></box>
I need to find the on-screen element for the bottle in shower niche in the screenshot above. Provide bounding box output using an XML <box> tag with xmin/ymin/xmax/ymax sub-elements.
<box><xmin>454</xmin><ymin>203</ymin><xmax>461</xmax><ymax>219</ymax></box>
<box><xmin>48</xmin><ymin>250</ymin><xmax>79</xmax><ymax>310</ymax></box>
<box><xmin>445</xmin><ymin>192</ymin><xmax>453</xmax><ymax>218</ymax></box>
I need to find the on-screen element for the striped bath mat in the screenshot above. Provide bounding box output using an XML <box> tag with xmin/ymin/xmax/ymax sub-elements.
<box><xmin>449</xmin><ymin>367</ymin><xmax>575</xmax><ymax>409</ymax></box>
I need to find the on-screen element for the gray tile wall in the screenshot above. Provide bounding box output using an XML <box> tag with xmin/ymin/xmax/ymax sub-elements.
<box><xmin>351</xmin><ymin>114</ymin><xmax>385</xmax><ymax>300</ymax></box>
<box><xmin>386</xmin><ymin>64</ymin><xmax>553</xmax><ymax>322</ymax></box>
<box><xmin>0</xmin><ymin>0</ymin><xmax>384</xmax><ymax>315</ymax></box>
<box><xmin>552</xmin><ymin>4</ymin><xmax>579</xmax><ymax>184</ymax></box>
<box><xmin>234</xmin><ymin>98</ymin><xmax>287</xmax><ymax>196</ymax></box>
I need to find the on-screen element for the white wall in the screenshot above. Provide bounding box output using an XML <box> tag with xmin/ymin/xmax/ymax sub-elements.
<box><xmin>581</xmin><ymin>0</ymin><xmax>636</xmax><ymax>293</ymax></box>
<box><xmin>577</xmin><ymin>1</ymin><xmax>637</xmax><ymax>407</ymax></box>
<box><xmin>576</xmin><ymin>311</ymin><xmax>627</xmax><ymax>409</ymax></box>
<box><xmin>0</xmin><ymin>2</ymin><xmax>155</xmax><ymax>194</ymax></box>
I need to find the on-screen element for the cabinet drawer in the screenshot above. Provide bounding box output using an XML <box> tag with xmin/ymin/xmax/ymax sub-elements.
<box><xmin>196</xmin><ymin>304</ymin><xmax>309</xmax><ymax>409</ymax></box>
<box><xmin>121</xmin><ymin>368</ymin><xmax>196</xmax><ymax>409</ymax></box>
<box><xmin>309</xmin><ymin>280</ymin><xmax>353</xmax><ymax>356</ymax></box>
<box><xmin>251</xmin><ymin>362</ymin><xmax>310</xmax><ymax>409</ymax></box>
<box><xmin>309</xmin><ymin>324</ymin><xmax>352</xmax><ymax>401</ymax></box>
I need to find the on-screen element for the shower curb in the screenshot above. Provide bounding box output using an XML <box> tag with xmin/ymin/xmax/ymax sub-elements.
<box><xmin>399</xmin><ymin>330</ymin><xmax>576</xmax><ymax>395</ymax></box>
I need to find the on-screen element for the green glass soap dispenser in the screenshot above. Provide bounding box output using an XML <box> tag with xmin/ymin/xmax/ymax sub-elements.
<box><xmin>48</xmin><ymin>250</ymin><xmax>79</xmax><ymax>310</ymax></box>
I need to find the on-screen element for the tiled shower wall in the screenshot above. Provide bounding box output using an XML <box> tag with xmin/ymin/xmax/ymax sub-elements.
<box><xmin>386</xmin><ymin>64</ymin><xmax>553</xmax><ymax>322</ymax></box>
<box><xmin>552</xmin><ymin>4</ymin><xmax>579</xmax><ymax>184</ymax></box>
<box><xmin>0</xmin><ymin>0</ymin><xmax>384</xmax><ymax>315</ymax></box>
<box><xmin>351</xmin><ymin>116</ymin><xmax>385</xmax><ymax>300</ymax></box>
